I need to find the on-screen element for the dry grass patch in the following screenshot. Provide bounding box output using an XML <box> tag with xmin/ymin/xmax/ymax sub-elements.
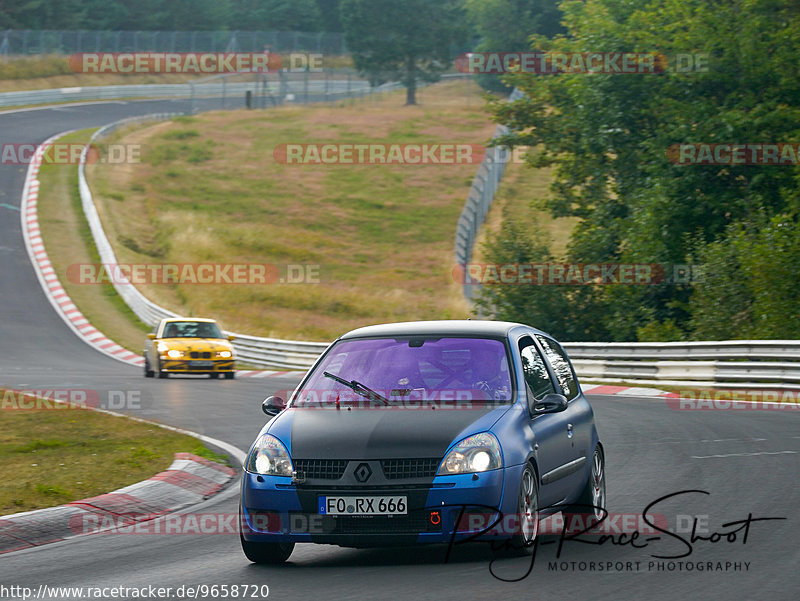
<box><xmin>88</xmin><ymin>81</ymin><xmax>491</xmax><ymax>340</ymax></box>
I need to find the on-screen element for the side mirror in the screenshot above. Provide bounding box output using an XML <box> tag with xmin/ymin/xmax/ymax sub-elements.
<box><xmin>147</xmin><ymin>333</ymin><xmax>156</xmax><ymax>340</ymax></box>
<box><xmin>262</xmin><ymin>396</ymin><xmax>286</xmax><ymax>416</ymax></box>
<box><xmin>228</xmin><ymin>334</ymin><xmax>236</xmax><ymax>341</ymax></box>
<box><xmin>532</xmin><ymin>393</ymin><xmax>568</xmax><ymax>415</ymax></box>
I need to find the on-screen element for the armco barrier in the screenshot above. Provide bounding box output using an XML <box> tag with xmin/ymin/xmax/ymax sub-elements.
<box><xmin>0</xmin><ymin>78</ymin><xmax>374</xmax><ymax>109</ymax></box>
<box><xmin>565</xmin><ymin>341</ymin><xmax>800</xmax><ymax>388</ymax></box>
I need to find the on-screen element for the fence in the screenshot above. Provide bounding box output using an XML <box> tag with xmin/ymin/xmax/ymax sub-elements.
<box><xmin>454</xmin><ymin>88</ymin><xmax>523</xmax><ymax>299</ymax></box>
<box><xmin>0</xmin><ymin>30</ymin><xmax>346</xmax><ymax>56</ymax></box>
<box><xmin>0</xmin><ymin>70</ymin><xmax>395</xmax><ymax>109</ymax></box>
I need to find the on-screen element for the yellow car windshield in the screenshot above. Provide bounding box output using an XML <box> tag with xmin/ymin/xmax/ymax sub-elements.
<box><xmin>162</xmin><ymin>321</ymin><xmax>223</xmax><ymax>339</ymax></box>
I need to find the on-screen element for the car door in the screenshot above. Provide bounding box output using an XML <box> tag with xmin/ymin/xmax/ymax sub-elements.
<box><xmin>535</xmin><ymin>334</ymin><xmax>593</xmax><ymax>502</ymax></box>
<box><xmin>517</xmin><ymin>335</ymin><xmax>576</xmax><ymax>508</ymax></box>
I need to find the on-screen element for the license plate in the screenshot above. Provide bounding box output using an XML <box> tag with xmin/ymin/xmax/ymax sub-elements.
<box><xmin>189</xmin><ymin>360</ymin><xmax>213</xmax><ymax>367</ymax></box>
<box><xmin>319</xmin><ymin>496</ymin><xmax>407</xmax><ymax>516</ymax></box>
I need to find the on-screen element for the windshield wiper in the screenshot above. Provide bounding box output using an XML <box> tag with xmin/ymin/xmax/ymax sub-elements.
<box><xmin>323</xmin><ymin>371</ymin><xmax>390</xmax><ymax>406</ymax></box>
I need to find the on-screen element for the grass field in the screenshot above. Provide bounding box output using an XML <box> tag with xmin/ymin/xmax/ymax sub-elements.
<box><xmin>86</xmin><ymin>79</ymin><xmax>492</xmax><ymax>341</ymax></box>
<box><xmin>0</xmin><ymin>390</ymin><xmax>229</xmax><ymax>516</ymax></box>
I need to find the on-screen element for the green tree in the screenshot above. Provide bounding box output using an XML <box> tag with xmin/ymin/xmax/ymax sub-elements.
<box><xmin>340</xmin><ymin>0</ymin><xmax>467</xmax><ymax>104</ymax></box>
<box><xmin>689</xmin><ymin>215</ymin><xmax>800</xmax><ymax>339</ymax></box>
<box><xmin>464</xmin><ymin>0</ymin><xmax>565</xmax><ymax>91</ymax></box>
<box><xmin>484</xmin><ymin>0</ymin><xmax>800</xmax><ymax>340</ymax></box>
<box><xmin>228</xmin><ymin>0</ymin><xmax>323</xmax><ymax>31</ymax></box>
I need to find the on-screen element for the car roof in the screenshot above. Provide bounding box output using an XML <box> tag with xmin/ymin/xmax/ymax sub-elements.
<box><xmin>338</xmin><ymin>319</ymin><xmax>551</xmax><ymax>340</ymax></box>
<box><xmin>160</xmin><ymin>317</ymin><xmax>217</xmax><ymax>323</ymax></box>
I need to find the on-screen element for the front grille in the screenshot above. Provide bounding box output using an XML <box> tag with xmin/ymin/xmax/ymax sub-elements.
<box><xmin>294</xmin><ymin>459</ymin><xmax>348</xmax><ymax>480</ymax></box>
<box><xmin>190</xmin><ymin>351</ymin><xmax>212</xmax><ymax>359</ymax></box>
<box><xmin>381</xmin><ymin>458</ymin><xmax>440</xmax><ymax>479</ymax></box>
<box><xmin>289</xmin><ymin>512</ymin><xmax>441</xmax><ymax>534</ymax></box>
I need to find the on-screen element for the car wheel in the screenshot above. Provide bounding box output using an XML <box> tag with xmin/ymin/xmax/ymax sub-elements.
<box><xmin>210</xmin><ymin>373</ymin><xmax>220</xmax><ymax>379</ymax></box>
<box><xmin>564</xmin><ymin>446</ymin><xmax>606</xmax><ymax>528</ymax></box>
<box><xmin>240</xmin><ymin>535</ymin><xmax>293</xmax><ymax>564</ymax></box>
<box><xmin>157</xmin><ymin>360</ymin><xmax>169</xmax><ymax>379</ymax></box>
<box><xmin>144</xmin><ymin>356</ymin><xmax>154</xmax><ymax>378</ymax></box>
<box><xmin>239</xmin><ymin>506</ymin><xmax>293</xmax><ymax>564</ymax></box>
<box><xmin>225</xmin><ymin>372</ymin><xmax>235</xmax><ymax>380</ymax></box>
<box><xmin>501</xmin><ymin>462</ymin><xmax>538</xmax><ymax>555</ymax></box>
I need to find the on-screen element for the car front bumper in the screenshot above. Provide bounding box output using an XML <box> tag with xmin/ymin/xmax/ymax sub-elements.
<box><xmin>159</xmin><ymin>359</ymin><xmax>235</xmax><ymax>373</ymax></box>
<box><xmin>241</xmin><ymin>464</ymin><xmax>526</xmax><ymax>547</ymax></box>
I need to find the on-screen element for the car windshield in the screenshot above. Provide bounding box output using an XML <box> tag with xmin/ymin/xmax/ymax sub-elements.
<box><xmin>293</xmin><ymin>337</ymin><xmax>513</xmax><ymax>406</ymax></box>
<box><xmin>162</xmin><ymin>321</ymin><xmax>222</xmax><ymax>339</ymax></box>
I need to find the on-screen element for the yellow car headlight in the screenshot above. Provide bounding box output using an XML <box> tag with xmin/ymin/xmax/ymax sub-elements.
<box><xmin>167</xmin><ymin>349</ymin><xmax>184</xmax><ymax>359</ymax></box>
<box><xmin>216</xmin><ymin>350</ymin><xmax>232</xmax><ymax>358</ymax></box>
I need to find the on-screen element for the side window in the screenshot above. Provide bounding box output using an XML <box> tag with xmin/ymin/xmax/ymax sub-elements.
<box><xmin>518</xmin><ymin>337</ymin><xmax>555</xmax><ymax>400</ymax></box>
<box><xmin>536</xmin><ymin>335</ymin><xmax>578</xmax><ymax>400</ymax></box>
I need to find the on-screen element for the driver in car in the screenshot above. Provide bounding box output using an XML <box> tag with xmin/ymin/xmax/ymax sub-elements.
<box><xmin>471</xmin><ymin>345</ymin><xmax>510</xmax><ymax>401</ymax></box>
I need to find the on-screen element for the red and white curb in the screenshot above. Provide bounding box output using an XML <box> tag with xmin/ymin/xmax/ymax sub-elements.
<box><xmin>0</xmin><ymin>454</ymin><xmax>237</xmax><ymax>554</ymax></box>
<box><xmin>21</xmin><ymin>133</ymin><xmax>144</xmax><ymax>367</ymax></box>
<box><xmin>20</xmin><ymin>133</ymin><xmax>296</xmax><ymax>378</ymax></box>
<box><xmin>582</xmin><ymin>383</ymin><xmax>672</xmax><ymax>397</ymax></box>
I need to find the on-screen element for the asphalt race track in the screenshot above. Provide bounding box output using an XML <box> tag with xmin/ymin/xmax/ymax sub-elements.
<box><xmin>0</xmin><ymin>99</ymin><xmax>798</xmax><ymax>601</ymax></box>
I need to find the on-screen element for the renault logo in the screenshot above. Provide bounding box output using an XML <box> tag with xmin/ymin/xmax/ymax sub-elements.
<box><xmin>354</xmin><ymin>463</ymin><xmax>372</xmax><ymax>482</ymax></box>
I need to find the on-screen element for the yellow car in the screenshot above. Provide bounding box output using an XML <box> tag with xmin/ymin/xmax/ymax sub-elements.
<box><xmin>144</xmin><ymin>318</ymin><xmax>236</xmax><ymax>379</ymax></box>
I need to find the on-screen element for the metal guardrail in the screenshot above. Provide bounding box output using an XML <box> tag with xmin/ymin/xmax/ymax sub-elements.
<box><xmin>0</xmin><ymin>75</ymin><xmax>377</xmax><ymax>109</ymax></box>
<box><xmin>454</xmin><ymin>88</ymin><xmax>523</xmax><ymax>300</ymax></box>
<box><xmin>566</xmin><ymin>341</ymin><xmax>800</xmax><ymax>388</ymax></box>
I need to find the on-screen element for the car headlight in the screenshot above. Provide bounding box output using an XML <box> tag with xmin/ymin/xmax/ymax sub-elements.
<box><xmin>166</xmin><ymin>349</ymin><xmax>184</xmax><ymax>359</ymax></box>
<box><xmin>246</xmin><ymin>434</ymin><xmax>293</xmax><ymax>476</ymax></box>
<box><xmin>437</xmin><ymin>432</ymin><xmax>502</xmax><ymax>475</ymax></box>
<box><xmin>216</xmin><ymin>350</ymin><xmax>232</xmax><ymax>358</ymax></box>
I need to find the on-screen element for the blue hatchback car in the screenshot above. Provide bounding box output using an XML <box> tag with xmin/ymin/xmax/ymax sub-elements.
<box><xmin>240</xmin><ymin>320</ymin><xmax>605</xmax><ymax>563</ymax></box>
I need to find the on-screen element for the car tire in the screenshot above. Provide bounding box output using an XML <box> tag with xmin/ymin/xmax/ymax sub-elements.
<box><xmin>210</xmin><ymin>373</ymin><xmax>220</xmax><ymax>379</ymax></box>
<box><xmin>240</xmin><ymin>535</ymin><xmax>294</xmax><ymax>564</ymax></box>
<box><xmin>239</xmin><ymin>504</ymin><xmax>294</xmax><ymax>564</ymax></box>
<box><xmin>563</xmin><ymin>446</ymin><xmax>606</xmax><ymax>529</ymax></box>
<box><xmin>144</xmin><ymin>356</ymin><xmax>154</xmax><ymax>378</ymax></box>
<box><xmin>225</xmin><ymin>372</ymin><xmax>235</xmax><ymax>380</ymax></box>
<box><xmin>157</xmin><ymin>360</ymin><xmax>168</xmax><ymax>379</ymax></box>
<box><xmin>498</xmin><ymin>462</ymin><xmax>538</xmax><ymax>556</ymax></box>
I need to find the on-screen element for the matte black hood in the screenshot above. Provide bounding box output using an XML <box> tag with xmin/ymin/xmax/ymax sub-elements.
<box><xmin>287</xmin><ymin>406</ymin><xmax>504</xmax><ymax>459</ymax></box>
